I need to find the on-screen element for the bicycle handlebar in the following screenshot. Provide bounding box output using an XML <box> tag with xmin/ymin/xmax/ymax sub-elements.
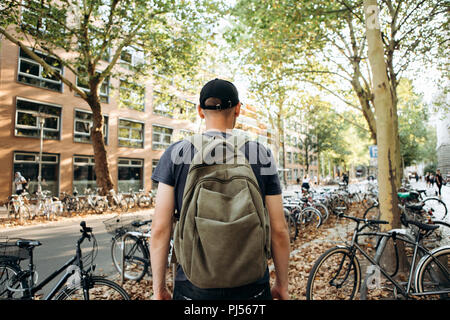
<box><xmin>78</xmin><ymin>221</ymin><xmax>92</xmax><ymax>245</ymax></box>
<box><xmin>338</xmin><ymin>213</ymin><xmax>389</xmax><ymax>225</ymax></box>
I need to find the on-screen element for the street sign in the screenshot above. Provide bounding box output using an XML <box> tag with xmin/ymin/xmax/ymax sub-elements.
<box><xmin>369</xmin><ymin>145</ymin><xmax>378</xmax><ymax>158</ymax></box>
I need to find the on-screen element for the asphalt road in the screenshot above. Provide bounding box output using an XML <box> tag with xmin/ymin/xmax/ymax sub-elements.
<box><xmin>0</xmin><ymin>210</ymin><xmax>152</xmax><ymax>298</ymax></box>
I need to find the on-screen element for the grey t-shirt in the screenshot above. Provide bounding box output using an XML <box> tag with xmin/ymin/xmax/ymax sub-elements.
<box><xmin>151</xmin><ymin>130</ymin><xmax>281</xmax><ymax>284</ymax></box>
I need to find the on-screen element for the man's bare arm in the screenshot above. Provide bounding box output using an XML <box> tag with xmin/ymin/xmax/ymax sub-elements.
<box><xmin>265</xmin><ymin>194</ymin><xmax>290</xmax><ymax>299</ymax></box>
<box><xmin>150</xmin><ymin>182</ymin><xmax>175</xmax><ymax>300</ymax></box>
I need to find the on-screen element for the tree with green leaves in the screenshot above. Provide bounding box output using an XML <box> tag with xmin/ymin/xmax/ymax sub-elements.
<box><xmin>227</xmin><ymin>0</ymin><xmax>448</xmax><ymax>187</ymax></box>
<box><xmin>0</xmin><ymin>0</ymin><xmax>217</xmax><ymax>194</ymax></box>
<box><xmin>295</xmin><ymin>96</ymin><xmax>349</xmax><ymax>180</ymax></box>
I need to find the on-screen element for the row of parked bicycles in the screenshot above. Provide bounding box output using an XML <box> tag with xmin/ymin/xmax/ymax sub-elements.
<box><xmin>282</xmin><ymin>182</ymin><xmax>379</xmax><ymax>242</ymax></box>
<box><xmin>4</xmin><ymin>187</ymin><xmax>155</xmax><ymax>221</ymax></box>
<box><xmin>283</xmin><ymin>180</ymin><xmax>448</xmax><ymax>243</ymax></box>
<box><xmin>300</xmin><ymin>181</ymin><xmax>449</xmax><ymax>300</ymax></box>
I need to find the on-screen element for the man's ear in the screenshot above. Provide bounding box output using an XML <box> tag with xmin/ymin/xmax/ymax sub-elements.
<box><xmin>234</xmin><ymin>102</ymin><xmax>242</xmax><ymax>117</ymax></box>
<box><xmin>197</xmin><ymin>104</ymin><xmax>205</xmax><ymax>119</ymax></box>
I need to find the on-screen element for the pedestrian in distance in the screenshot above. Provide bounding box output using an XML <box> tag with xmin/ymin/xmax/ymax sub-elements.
<box><xmin>150</xmin><ymin>78</ymin><xmax>290</xmax><ymax>300</ymax></box>
<box><xmin>425</xmin><ymin>172</ymin><xmax>430</xmax><ymax>188</ymax></box>
<box><xmin>302</xmin><ymin>175</ymin><xmax>311</xmax><ymax>192</ymax></box>
<box><xmin>342</xmin><ymin>172</ymin><xmax>349</xmax><ymax>186</ymax></box>
<box><xmin>435</xmin><ymin>169</ymin><xmax>444</xmax><ymax>199</ymax></box>
<box><xmin>14</xmin><ymin>172</ymin><xmax>27</xmax><ymax>195</ymax></box>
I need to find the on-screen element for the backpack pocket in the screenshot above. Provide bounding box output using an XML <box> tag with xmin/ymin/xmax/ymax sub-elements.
<box><xmin>196</xmin><ymin>184</ymin><xmax>257</xmax><ymax>222</ymax></box>
<box><xmin>190</xmin><ymin>212</ymin><xmax>266</xmax><ymax>288</ymax></box>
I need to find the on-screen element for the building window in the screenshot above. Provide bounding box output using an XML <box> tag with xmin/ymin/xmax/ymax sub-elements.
<box><xmin>119</xmin><ymin>80</ymin><xmax>145</xmax><ymax>111</ymax></box>
<box><xmin>18</xmin><ymin>48</ymin><xmax>63</xmax><ymax>92</ymax></box>
<box><xmin>15</xmin><ymin>98</ymin><xmax>61</xmax><ymax>140</ymax></box>
<box><xmin>153</xmin><ymin>91</ymin><xmax>196</xmax><ymax>121</ymax></box>
<box><xmin>152</xmin><ymin>125</ymin><xmax>173</xmax><ymax>150</ymax></box>
<box><xmin>73</xmin><ymin>156</ymin><xmax>96</xmax><ymax>194</ymax></box>
<box><xmin>287</xmin><ymin>152</ymin><xmax>292</xmax><ymax>164</ymax></box>
<box><xmin>287</xmin><ymin>169</ymin><xmax>292</xmax><ymax>181</ymax></box>
<box><xmin>74</xmin><ymin>109</ymin><xmax>108</xmax><ymax>144</ymax></box>
<box><xmin>119</xmin><ymin>46</ymin><xmax>145</xmax><ymax>67</ymax></box>
<box><xmin>118</xmin><ymin>119</ymin><xmax>144</xmax><ymax>148</ymax></box>
<box><xmin>152</xmin><ymin>159</ymin><xmax>160</xmax><ymax>189</ymax></box>
<box><xmin>13</xmin><ymin>151</ymin><xmax>59</xmax><ymax>196</ymax></box>
<box><xmin>118</xmin><ymin>158</ymin><xmax>144</xmax><ymax>193</ymax></box>
<box><xmin>76</xmin><ymin>70</ymin><xmax>110</xmax><ymax>103</ymax></box>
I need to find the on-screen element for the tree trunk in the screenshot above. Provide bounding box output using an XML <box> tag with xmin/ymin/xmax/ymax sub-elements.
<box><xmin>88</xmin><ymin>93</ymin><xmax>114</xmax><ymax>196</ymax></box>
<box><xmin>364</xmin><ymin>0</ymin><xmax>408</xmax><ymax>272</ymax></box>
<box><xmin>277</xmin><ymin>113</ymin><xmax>287</xmax><ymax>188</ymax></box>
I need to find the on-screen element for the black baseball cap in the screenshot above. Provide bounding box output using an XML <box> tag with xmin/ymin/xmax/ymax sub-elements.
<box><xmin>199</xmin><ymin>78</ymin><xmax>239</xmax><ymax>110</ymax></box>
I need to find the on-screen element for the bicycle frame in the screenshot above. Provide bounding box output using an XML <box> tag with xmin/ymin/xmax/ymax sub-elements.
<box><xmin>17</xmin><ymin>227</ymin><xmax>92</xmax><ymax>300</ymax></box>
<box><xmin>24</xmin><ymin>255</ymin><xmax>78</xmax><ymax>300</ymax></box>
<box><xmin>346</xmin><ymin>222</ymin><xmax>450</xmax><ymax>298</ymax></box>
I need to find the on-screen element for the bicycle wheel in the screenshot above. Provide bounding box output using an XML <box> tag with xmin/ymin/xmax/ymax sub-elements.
<box><xmin>422</xmin><ymin>198</ymin><xmax>448</xmax><ymax>220</ymax></box>
<box><xmin>415</xmin><ymin>246</ymin><xmax>450</xmax><ymax>299</ymax></box>
<box><xmin>306</xmin><ymin>247</ymin><xmax>361</xmax><ymax>300</ymax></box>
<box><xmin>111</xmin><ymin>235</ymin><xmax>149</xmax><ymax>281</ymax></box>
<box><xmin>314</xmin><ymin>202</ymin><xmax>329</xmax><ymax>223</ymax></box>
<box><xmin>119</xmin><ymin>199</ymin><xmax>128</xmax><ymax>213</ymax></box>
<box><xmin>299</xmin><ymin>207</ymin><xmax>322</xmax><ymax>228</ymax></box>
<box><xmin>94</xmin><ymin>200</ymin><xmax>107</xmax><ymax>214</ymax></box>
<box><xmin>0</xmin><ymin>262</ymin><xmax>28</xmax><ymax>299</ymax></box>
<box><xmin>55</xmin><ymin>276</ymin><xmax>130</xmax><ymax>300</ymax></box>
<box><xmin>284</xmin><ymin>211</ymin><xmax>298</xmax><ymax>242</ymax></box>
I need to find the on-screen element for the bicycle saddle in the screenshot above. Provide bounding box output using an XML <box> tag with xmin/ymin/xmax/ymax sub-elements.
<box><xmin>16</xmin><ymin>239</ymin><xmax>42</xmax><ymax>249</ymax></box>
<box><xmin>405</xmin><ymin>203</ymin><xmax>424</xmax><ymax>211</ymax></box>
<box><xmin>401</xmin><ymin>214</ymin><xmax>439</xmax><ymax>232</ymax></box>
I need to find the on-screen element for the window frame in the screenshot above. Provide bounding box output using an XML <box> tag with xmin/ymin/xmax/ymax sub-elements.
<box><xmin>15</xmin><ymin>97</ymin><xmax>62</xmax><ymax>140</ymax></box>
<box><xmin>118</xmin><ymin>118</ymin><xmax>145</xmax><ymax>148</ymax></box>
<box><xmin>73</xmin><ymin>109</ymin><xmax>109</xmax><ymax>144</ymax></box>
<box><xmin>17</xmin><ymin>47</ymin><xmax>63</xmax><ymax>92</ymax></box>
<box><xmin>119</xmin><ymin>79</ymin><xmax>146</xmax><ymax>111</ymax></box>
<box><xmin>152</xmin><ymin>124</ymin><xmax>173</xmax><ymax>150</ymax></box>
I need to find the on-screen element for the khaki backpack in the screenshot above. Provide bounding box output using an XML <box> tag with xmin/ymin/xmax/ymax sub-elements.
<box><xmin>173</xmin><ymin>133</ymin><xmax>271</xmax><ymax>289</ymax></box>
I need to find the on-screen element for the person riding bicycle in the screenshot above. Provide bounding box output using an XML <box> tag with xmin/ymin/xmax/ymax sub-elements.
<box><xmin>150</xmin><ymin>78</ymin><xmax>290</xmax><ymax>300</ymax></box>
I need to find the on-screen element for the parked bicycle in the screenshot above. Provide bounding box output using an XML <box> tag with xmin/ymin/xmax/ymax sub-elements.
<box><xmin>35</xmin><ymin>190</ymin><xmax>63</xmax><ymax>220</ymax></box>
<box><xmin>103</xmin><ymin>215</ymin><xmax>174</xmax><ymax>282</ymax></box>
<box><xmin>0</xmin><ymin>221</ymin><xmax>130</xmax><ymax>300</ymax></box>
<box><xmin>82</xmin><ymin>188</ymin><xmax>108</xmax><ymax>214</ymax></box>
<box><xmin>306</xmin><ymin>209</ymin><xmax>449</xmax><ymax>300</ymax></box>
<box><xmin>6</xmin><ymin>192</ymin><xmax>32</xmax><ymax>221</ymax></box>
<box><xmin>60</xmin><ymin>188</ymin><xmax>84</xmax><ymax>214</ymax></box>
<box><xmin>108</xmin><ymin>189</ymin><xmax>128</xmax><ymax>213</ymax></box>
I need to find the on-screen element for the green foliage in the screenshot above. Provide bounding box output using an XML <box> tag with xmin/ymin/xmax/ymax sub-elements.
<box><xmin>423</xmin><ymin>163</ymin><xmax>437</xmax><ymax>176</ymax></box>
<box><xmin>397</xmin><ymin>79</ymin><xmax>436</xmax><ymax>167</ymax></box>
<box><xmin>0</xmin><ymin>0</ymin><xmax>220</xmax><ymax>102</ymax></box>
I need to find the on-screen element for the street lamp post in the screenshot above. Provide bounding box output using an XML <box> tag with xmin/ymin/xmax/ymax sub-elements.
<box><xmin>35</xmin><ymin>113</ymin><xmax>54</xmax><ymax>193</ymax></box>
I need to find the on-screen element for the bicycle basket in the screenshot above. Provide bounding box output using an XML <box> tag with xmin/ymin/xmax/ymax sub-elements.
<box><xmin>0</xmin><ymin>238</ymin><xmax>29</xmax><ymax>262</ymax></box>
<box><xmin>103</xmin><ymin>215</ymin><xmax>143</xmax><ymax>235</ymax></box>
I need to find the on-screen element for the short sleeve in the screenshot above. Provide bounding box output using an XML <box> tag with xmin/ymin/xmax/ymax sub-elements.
<box><xmin>261</xmin><ymin>148</ymin><xmax>282</xmax><ymax>195</ymax></box>
<box><xmin>151</xmin><ymin>143</ymin><xmax>178</xmax><ymax>187</ymax></box>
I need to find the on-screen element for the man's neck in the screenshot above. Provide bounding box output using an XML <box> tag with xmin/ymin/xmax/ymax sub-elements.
<box><xmin>204</xmin><ymin>126</ymin><xmax>233</xmax><ymax>133</ymax></box>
